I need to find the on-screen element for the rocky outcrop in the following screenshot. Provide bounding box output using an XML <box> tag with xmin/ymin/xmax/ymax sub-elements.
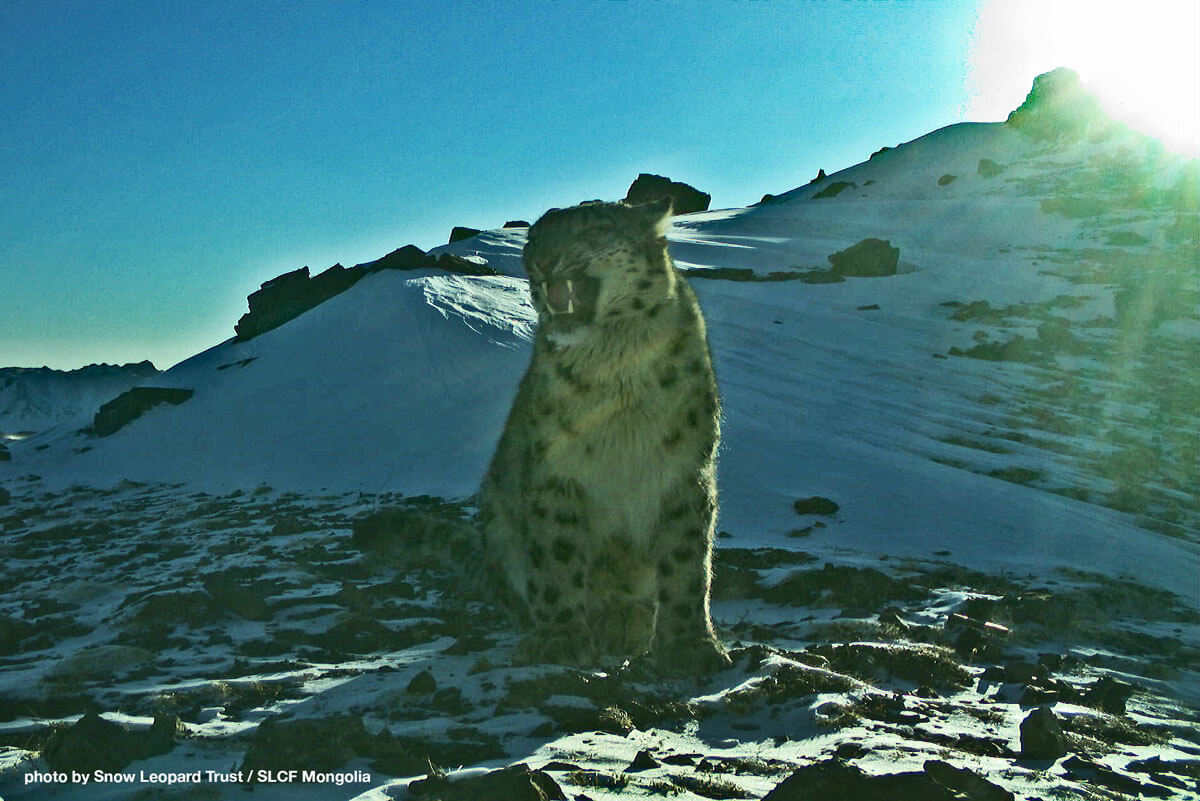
<box><xmin>449</xmin><ymin>226</ymin><xmax>482</xmax><ymax>244</ymax></box>
<box><xmin>623</xmin><ymin>173</ymin><xmax>711</xmax><ymax>215</ymax></box>
<box><xmin>1006</xmin><ymin>68</ymin><xmax>1109</xmax><ymax>143</ymax></box>
<box><xmin>92</xmin><ymin>387</ymin><xmax>194</xmax><ymax>437</ymax></box>
<box><xmin>828</xmin><ymin>238</ymin><xmax>900</xmax><ymax>277</ymax></box>
<box><xmin>234</xmin><ymin>264</ymin><xmax>366</xmax><ymax>341</ymax></box>
<box><xmin>233</xmin><ymin>245</ymin><xmax>502</xmax><ymax>341</ymax></box>
<box><xmin>503</xmin><ymin>220</ymin><xmax>530</xmax><ymax>228</ymax></box>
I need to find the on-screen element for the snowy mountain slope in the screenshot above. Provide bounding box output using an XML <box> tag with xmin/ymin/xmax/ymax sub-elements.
<box><xmin>1</xmin><ymin>72</ymin><xmax>1198</xmax><ymax>801</ymax></box>
<box><xmin>2</xmin><ymin>86</ymin><xmax>1196</xmax><ymax>601</ymax></box>
<box><xmin>0</xmin><ymin>362</ymin><xmax>159</xmax><ymax>437</ymax></box>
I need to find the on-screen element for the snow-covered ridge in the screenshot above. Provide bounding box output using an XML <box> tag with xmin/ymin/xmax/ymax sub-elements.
<box><xmin>0</xmin><ymin>361</ymin><xmax>159</xmax><ymax>437</ymax></box>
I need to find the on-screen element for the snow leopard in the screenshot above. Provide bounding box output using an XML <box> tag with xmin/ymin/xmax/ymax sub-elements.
<box><xmin>477</xmin><ymin>198</ymin><xmax>728</xmax><ymax>673</ymax></box>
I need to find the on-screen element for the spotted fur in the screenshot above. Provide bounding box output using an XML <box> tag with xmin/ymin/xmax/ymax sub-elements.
<box><xmin>477</xmin><ymin>199</ymin><xmax>727</xmax><ymax>671</ymax></box>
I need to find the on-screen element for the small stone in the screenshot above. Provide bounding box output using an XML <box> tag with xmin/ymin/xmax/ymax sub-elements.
<box><xmin>626</xmin><ymin>749</ymin><xmax>660</xmax><ymax>772</ymax></box>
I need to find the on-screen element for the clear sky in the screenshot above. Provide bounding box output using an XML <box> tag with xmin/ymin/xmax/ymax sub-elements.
<box><xmin>3</xmin><ymin>0</ymin><xmax>1197</xmax><ymax>370</ymax></box>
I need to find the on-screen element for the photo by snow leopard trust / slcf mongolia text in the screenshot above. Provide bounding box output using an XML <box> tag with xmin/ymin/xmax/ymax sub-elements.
<box><xmin>478</xmin><ymin>198</ymin><xmax>729</xmax><ymax>672</ymax></box>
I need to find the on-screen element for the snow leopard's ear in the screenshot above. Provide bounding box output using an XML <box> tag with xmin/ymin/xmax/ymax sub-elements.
<box><xmin>633</xmin><ymin>197</ymin><xmax>673</xmax><ymax>235</ymax></box>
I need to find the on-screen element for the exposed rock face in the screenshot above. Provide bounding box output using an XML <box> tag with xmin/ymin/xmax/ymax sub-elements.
<box><xmin>449</xmin><ymin>226</ymin><xmax>482</xmax><ymax>243</ymax></box>
<box><xmin>0</xmin><ymin>442</ymin><xmax>9</xmax><ymax>462</ymax></box>
<box><xmin>828</xmin><ymin>238</ymin><xmax>900</xmax><ymax>277</ymax></box>
<box><xmin>233</xmin><ymin>246</ymin><xmax>502</xmax><ymax>341</ymax></box>
<box><xmin>92</xmin><ymin>387</ymin><xmax>195</xmax><ymax>437</ymax></box>
<box><xmin>1006</xmin><ymin>67</ymin><xmax>1109</xmax><ymax>143</ymax></box>
<box><xmin>235</xmin><ymin>263</ymin><xmax>366</xmax><ymax>341</ymax></box>
<box><xmin>370</xmin><ymin>245</ymin><xmax>429</xmax><ymax>270</ymax></box>
<box><xmin>503</xmin><ymin>220</ymin><xmax>530</xmax><ymax>228</ymax></box>
<box><xmin>623</xmin><ymin>173</ymin><xmax>711</xmax><ymax>214</ymax></box>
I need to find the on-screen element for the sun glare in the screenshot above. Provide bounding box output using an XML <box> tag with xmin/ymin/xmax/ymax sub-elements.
<box><xmin>966</xmin><ymin>0</ymin><xmax>1200</xmax><ymax>154</ymax></box>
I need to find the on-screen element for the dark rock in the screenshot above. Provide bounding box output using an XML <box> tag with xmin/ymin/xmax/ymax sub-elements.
<box><xmin>827</xmin><ymin>238</ymin><xmax>900</xmax><ymax>278</ymax></box>
<box><xmin>92</xmin><ymin>387</ymin><xmax>194</xmax><ymax>437</ymax></box>
<box><xmin>937</xmin><ymin>174</ymin><xmax>957</xmax><ymax>186</ymax></box>
<box><xmin>0</xmin><ymin>484</ymin><xmax>9</xmax><ymax>502</ymax></box>
<box><xmin>0</xmin><ymin>444</ymin><xmax>9</xmax><ymax>462</ymax></box>
<box><xmin>793</xmin><ymin>496</ymin><xmax>839</xmax><ymax>516</ymax></box>
<box><xmin>833</xmin><ymin>742</ymin><xmax>869</xmax><ymax>760</ymax></box>
<box><xmin>758</xmin><ymin>193</ymin><xmax>777</xmax><ymax>204</ymax></box>
<box><xmin>1082</xmin><ymin>676</ymin><xmax>1137</xmax><ymax>714</ymax></box>
<box><xmin>407</xmin><ymin>669</ymin><xmax>437</xmax><ymax>695</ymax></box>
<box><xmin>410</xmin><ymin>762</ymin><xmax>567</xmax><ymax>800</ymax></box>
<box><xmin>370</xmin><ymin>244</ymin><xmax>429</xmax><ymax>270</ymax></box>
<box><xmin>1001</xmin><ymin>660</ymin><xmax>1046</xmax><ymax>684</ymax></box>
<box><xmin>434</xmin><ymin>252</ymin><xmax>499</xmax><ymax>276</ymax></box>
<box><xmin>1063</xmin><ymin>755</ymin><xmax>1172</xmax><ymax>798</ymax></box>
<box><xmin>449</xmin><ymin>226</ymin><xmax>483</xmax><ymax>244</ymax></box>
<box><xmin>808</xmin><ymin>168</ymin><xmax>827</xmax><ymax>185</ymax></box>
<box><xmin>626</xmin><ymin>749</ymin><xmax>660</xmax><ymax>772</ymax></box>
<box><xmin>1006</xmin><ymin>68</ymin><xmax>1109</xmax><ymax>143</ymax></box>
<box><xmin>234</xmin><ymin>262</ymin><xmax>367</xmax><ymax>340</ymax></box>
<box><xmin>503</xmin><ymin>220</ymin><xmax>530</xmax><ymax>228</ymax></box>
<box><xmin>923</xmin><ymin>760</ymin><xmax>1014</xmax><ymax>801</ymax></box>
<box><xmin>869</xmin><ymin>146</ymin><xmax>893</xmax><ymax>160</ymax></box>
<box><xmin>1019</xmin><ymin>706</ymin><xmax>1067</xmax><ymax>760</ymax></box>
<box><xmin>763</xmin><ymin>758</ymin><xmax>960</xmax><ymax>800</ymax></box>
<box><xmin>202</xmin><ymin>573</ymin><xmax>270</xmax><ymax>621</ymax></box>
<box><xmin>813</xmin><ymin>181</ymin><xmax>856</xmax><ymax>199</ymax></box>
<box><xmin>623</xmin><ymin>173</ymin><xmax>711</xmax><ymax>215</ymax></box>
<box><xmin>978</xmin><ymin>159</ymin><xmax>1003</xmax><ymax>178</ymax></box>
<box><xmin>42</xmin><ymin>712</ymin><xmax>180</xmax><ymax>774</ymax></box>
<box><xmin>241</xmin><ymin>715</ymin><xmax>371</xmax><ymax>779</ymax></box>
<box><xmin>0</xmin><ymin>614</ymin><xmax>35</xmax><ymax>655</ymax></box>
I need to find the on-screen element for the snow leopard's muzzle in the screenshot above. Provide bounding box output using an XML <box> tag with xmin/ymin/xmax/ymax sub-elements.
<box><xmin>541</xmin><ymin>275</ymin><xmax>601</xmax><ymax>323</ymax></box>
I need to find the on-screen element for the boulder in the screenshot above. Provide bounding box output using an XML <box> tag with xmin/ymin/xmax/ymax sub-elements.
<box><xmin>409</xmin><ymin>763</ymin><xmax>566</xmax><ymax>800</ymax></box>
<box><xmin>623</xmin><ymin>173</ymin><xmax>711</xmax><ymax>215</ymax></box>
<box><xmin>827</xmin><ymin>238</ymin><xmax>900</xmax><ymax>277</ymax></box>
<box><xmin>92</xmin><ymin>387</ymin><xmax>194</xmax><ymax>437</ymax></box>
<box><xmin>449</xmin><ymin>226</ymin><xmax>482</xmax><ymax>243</ymax></box>
<box><xmin>42</xmin><ymin>712</ymin><xmax>180</xmax><ymax>774</ymax></box>
<box><xmin>978</xmin><ymin>158</ymin><xmax>1004</xmax><ymax>178</ymax></box>
<box><xmin>1019</xmin><ymin>706</ymin><xmax>1067</xmax><ymax>760</ymax></box>
<box><xmin>763</xmin><ymin>759</ymin><xmax>960</xmax><ymax>800</ymax></box>
<box><xmin>241</xmin><ymin>715</ymin><xmax>371</xmax><ymax>778</ymax></box>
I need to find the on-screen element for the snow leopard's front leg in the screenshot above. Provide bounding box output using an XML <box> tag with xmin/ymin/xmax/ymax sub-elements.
<box><xmin>650</xmin><ymin>478</ymin><xmax>730</xmax><ymax>673</ymax></box>
<box><xmin>510</xmin><ymin>476</ymin><xmax>599</xmax><ymax>667</ymax></box>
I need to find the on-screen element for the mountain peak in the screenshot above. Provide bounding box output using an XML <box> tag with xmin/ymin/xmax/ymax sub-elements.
<box><xmin>1006</xmin><ymin>67</ymin><xmax>1110</xmax><ymax>142</ymax></box>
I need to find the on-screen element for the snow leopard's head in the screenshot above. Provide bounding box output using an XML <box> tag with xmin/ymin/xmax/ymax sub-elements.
<box><xmin>524</xmin><ymin>198</ymin><xmax>676</xmax><ymax>343</ymax></box>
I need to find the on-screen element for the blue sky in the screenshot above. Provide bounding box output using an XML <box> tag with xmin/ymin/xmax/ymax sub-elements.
<box><xmin>2</xmin><ymin>0</ymin><xmax>1196</xmax><ymax>370</ymax></box>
